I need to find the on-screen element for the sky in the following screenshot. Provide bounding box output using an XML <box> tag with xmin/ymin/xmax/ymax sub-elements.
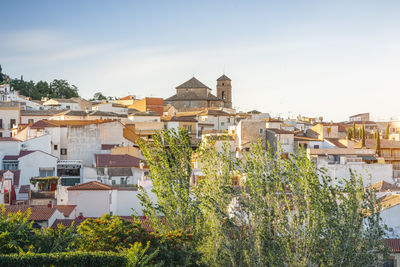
<box><xmin>1</xmin><ymin>0</ymin><xmax>400</xmax><ymax>121</ymax></box>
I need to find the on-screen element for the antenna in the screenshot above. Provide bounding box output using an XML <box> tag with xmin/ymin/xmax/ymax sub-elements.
<box><xmin>223</xmin><ymin>65</ymin><xmax>225</xmax><ymax>75</ymax></box>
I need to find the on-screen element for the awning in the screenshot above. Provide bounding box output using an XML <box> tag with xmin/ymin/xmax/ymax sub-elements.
<box><xmin>361</xmin><ymin>155</ymin><xmax>377</xmax><ymax>161</ymax></box>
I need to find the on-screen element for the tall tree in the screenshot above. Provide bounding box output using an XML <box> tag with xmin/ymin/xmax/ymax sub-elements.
<box><xmin>195</xmin><ymin>142</ymin><xmax>389</xmax><ymax>266</ymax></box>
<box><xmin>352</xmin><ymin>122</ymin><xmax>356</xmax><ymax>139</ymax></box>
<box><xmin>361</xmin><ymin>124</ymin><xmax>366</xmax><ymax>148</ymax></box>
<box><xmin>375</xmin><ymin>129</ymin><xmax>381</xmax><ymax>157</ymax></box>
<box><xmin>0</xmin><ymin>64</ymin><xmax>4</xmax><ymax>83</ymax></box>
<box><xmin>50</xmin><ymin>79</ymin><xmax>79</xmax><ymax>99</ymax></box>
<box><xmin>137</xmin><ymin>129</ymin><xmax>200</xmax><ymax>233</ymax></box>
<box><xmin>92</xmin><ymin>92</ymin><xmax>107</xmax><ymax>100</ymax></box>
<box><xmin>385</xmin><ymin>123</ymin><xmax>390</xmax><ymax>139</ymax></box>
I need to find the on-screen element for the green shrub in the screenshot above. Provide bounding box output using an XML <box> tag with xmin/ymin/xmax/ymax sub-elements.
<box><xmin>0</xmin><ymin>251</ymin><xmax>127</xmax><ymax>267</ymax></box>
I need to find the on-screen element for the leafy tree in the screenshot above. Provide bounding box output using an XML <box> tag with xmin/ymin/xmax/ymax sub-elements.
<box><xmin>34</xmin><ymin>224</ymin><xmax>78</xmax><ymax>253</ymax></box>
<box><xmin>195</xmin><ymin>142</ymin><xmax>389</xmax><ymax>266</ymax></box>
<box><xmin>92</xmin><ymin>92</ymin><xmax>107</xmax><ymax>100</ymax></box>
<box><xmin>76</xmin><ymin>214</ymin><xmax>151</xmax><ymax>252</ymax></box>
<box><xmin>0</xmin><ymin>64</ymin><xmax>4</xmax><ymax>83</ymax></box>
<box><xmin>0</xmin><ymin>205</ymin><xmax>36</xmax><ymax>254</ymax></box>
<box><xmin>50</xmin><ymin>79</ymin><xmax>79</xmax><ymax>99</ymax></box>
<box><xmin>385</xmin><ymin>123</ymin><xmax>390</xmax><ymax>139</ymax></box>
<box><xmin>137</xmin><ymin>129</ymin><xmax>199</xmax><ymax>234</ymax></box>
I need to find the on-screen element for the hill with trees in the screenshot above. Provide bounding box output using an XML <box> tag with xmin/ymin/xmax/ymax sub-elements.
<box><xmin>0</xmin><ymin>64</ymin><xmax>79</xmax><ymax>100</ymax></box>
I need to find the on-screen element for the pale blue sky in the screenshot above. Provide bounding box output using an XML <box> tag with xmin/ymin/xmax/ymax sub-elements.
<box><xmin>1</xmin><ymin>0</ymin><xmax>400</xmax><ymax>121</ymax></box>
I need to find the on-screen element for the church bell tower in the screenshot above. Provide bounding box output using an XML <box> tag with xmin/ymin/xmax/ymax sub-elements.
<box><xmin>216</xmin><ymin>74</ymin><xmax>232</xmax><ymax>108</ymax></box>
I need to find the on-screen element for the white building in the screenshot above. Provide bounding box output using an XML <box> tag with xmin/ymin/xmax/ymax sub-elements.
<box><xmin>0</xmin><ymin>102</ymin><xmax>20</xmax><ymax>137</ymax></box>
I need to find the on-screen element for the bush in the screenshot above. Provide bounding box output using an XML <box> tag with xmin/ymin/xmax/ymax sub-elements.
<box><xmin>0</xmin><ymin>251</ymin><xmax>127</xmax><ymax>267</ymax></box>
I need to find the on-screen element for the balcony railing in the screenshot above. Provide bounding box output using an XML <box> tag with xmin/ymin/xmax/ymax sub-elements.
<box><xmin>30</xmin><ymin>191</ymin><xmax>55</xmax><ymax>199</ymax></box>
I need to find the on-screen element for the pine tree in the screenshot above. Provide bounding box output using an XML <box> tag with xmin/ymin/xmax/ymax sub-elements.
<box><xmin>352</xmin><ymin>122</ymin><xmax>356</xmax><ymax>139</ymax></box>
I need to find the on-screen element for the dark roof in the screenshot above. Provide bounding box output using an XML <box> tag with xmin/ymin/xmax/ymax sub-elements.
<box><xmin>95</xmin><ymin>154</ymin><xmax>141</xmax><ymax>167</ymax></box>
<box><xmin>129</xmin><ymin>111</ymin><xmax>159</xmax><ymax>116</ymax></box>
<box><xmin>59</xmin><ymin>110</ymin><xmax>88</xmax><ymax>117</ymax></box>
<box><xmin>0</xmin><ymin>170</ymin><xmax>20</xmax><ymax>186</ymax></box>
<box><xmin>101</xmin><ymin>144</ymin><xmax>118</xmax><ymax>150</ymax></box>
<box><xmin>19</xmin><ymin>184</ymin><xmax>30</xmax><ymax>193</ymax></box>
<box><xmin>165</xmin><ymin>91</ymin><xmax>222</xmax><ymax>102</ymax></box>
<box><xmin>21</xmin><ymin>110</ymin><xmax>63</xmax><ymax>116</ymax></box>
<box><xmin>107</xmin><ymin>168</ymin><xmax>134</xmax><ymax>176</ymax></box>
<box><xmin>176</xmin><ymin>77</ymin><xmax>210</xmax><ymax>89</ymax></box>
<box><xmin>3</xmin><ymin>150</ymin><xmax>35</xmax><ymax>160</ymax></box>
<box><xmin>361</xmin><ymin>139</ymin><xmax>400</xmax><ymax>149</ymax></box>
<box><xmin>51</xmin><ymin>218</ymin><xmax>85</xmax><ymax>228</ymax></box>
<box><xmin>217</xmin><ymin>74</ymin><xmax>231</xmax><ymax>81</ymax></box>
<box><xmin>68</xmin><ymin>181</ymin><xmax>112</xmax><ymax>191</ymax></box>
<box><xmin>267</xmin><ymin>129</ymin><xmax>294</xmax><ymax>135</ymax></box>
<box><xmin>0</xmin><ymin>137</ymin><xmax>21</xmax><ymax>142</ymax></box>
<box><xmin>89</xmin><ymin>111</ymin><xmax>126</xmax><ymax>117</ymax></box>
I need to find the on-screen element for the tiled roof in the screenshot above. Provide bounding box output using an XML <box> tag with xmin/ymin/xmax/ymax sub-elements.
<box><xmin>95</xmin><ymin>154</ymin><xmax>141</xmax><ymax>168</ymax></box>
<box><xmin>359</xmin><ymin>139</ymin><xmax>400</xmax><ymax>149</ymax></box>
<box><xmin>199</xmin><ymin>109</ymin><xmax>230</xmax><ymax>116</ymax></box>
<box><xmin>162</xmin><ymin>116</ymin><xmax>197</xmax><ymax>122</ymax></box>
<box><xmin>379</xmin><ymin>194</ymin><xmax>400</xmax><ymax>211</ymax></box>
<box><xmin>267</xmin><ymin>128</ymin><xmax>294</xmax><ymax>135</ymax></box>
<box><xmin>325</xmin><ymin>138</ymin><xmax>347</xmax><ymax>148</ymax></box>
<box><xmin>21</xmin><ymin>110</ymin><xmax>63</xmax><ymax>116</ymax></box>
<box><xmin>51</xmin><ymin>218</ymin><xmax>86</xmax><ymax>228</ymax></box>
<box><xmin>369</xmin><ymin>181</ymin><xmax>400</xmax><ymax>193</ymax></box>
<box><xmin>68</xmin><ymin>181</ymin><xmax>112</xmax><ymax>191</ymax></box>
<box><xmin>89</xmin><ymin>111</ymin><xmax>125</xmax><ymax>117</ymax></box>
<box><xmin>165</xmin><ymin>91</ymin><xmax>222</xmax><ymax>102</ymax></box>
<box><xmin>31</xmin><ymin>119</ymin><xmax>110</xmax><ymax>129</ymax></box>
<box><xmin>349</xmin><ymin>112</ymin><xmax>369</xmax><ymax>118</ymax></box>
<box><xmin>0</xmin><ymin>170</ymin><xmax>21</xmax><ymax>186</ymax></box>
<box><xmin>0</xmin><ymin>137</ymin><xmax>21</xmax><ymax>142</ymax></box>
<box><xmin>3</xmin><ymin>150</ymin><xmax>35</xmax><ymax>160</ymax></box>
<box><xmin>265</xmin><ymin>118</ymin><xmax>283</xmax><ymax>123</ymax></box>
<box><xmin>101</xmin><ymin>144</ymin><xmax>118</xmax><ymax>150</ymax></box>
<box><xmin>5</xmin><ymin>205</ymin><xmax>57</xmax><ymax>221</ymax></box>
<box><xmin>176</xmin><ymin>77</ymin><xmax>210</xmax><ymax>89</ymax></box>
<box><xmin>19</xmin><ymin>185</ymin><xmax>30</xmax><ymax>194</ymax></box>
<box><xmin>217</xmin><ymin>74</ymin><xmax>231</xmax><ymax>81</ymax></box>
<box><xmin>54</xmin><ymin>205</ymin><xmax>76</xmax><ymax>217</ymax></box>
<box><xmin>50</xmin><ymin>98</ymin><xmax>78</xmax><ymax>104</ymax></box>
<box><xmin>294</xmin><ymin>136</ymin><xmax>321</xmax><ymax>142</ymax></box>
<box><xmin>56</xmin><ymin>110</ymin><xmax>88</xmax><ymax>117</ymax></box>
<box><xmin>384</xmin><ymin>239</ymin><xmax>400</xmax><ymax>252</ymax></box>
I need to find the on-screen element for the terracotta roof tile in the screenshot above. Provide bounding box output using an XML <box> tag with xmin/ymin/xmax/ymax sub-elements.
<box><xmin>0</xmin><ymin>137</ymin><xmax>21</xmax><ymax>142</ymax></box>
<box><xmin>384</xmin><ymin>239</ymin><xmax>400</xmax><ymax>252</ymax></box>
<box><xmin>5</xmin><ymin>205</ymin><xmax>57</xmax><ymax>221</ymax></box>
<box><xmin>325</xmin><ymin>138</ymin><xmax>347</xmax><ymax>148</ymax></box>
<box><xmin>54</xmin><ymin>205</ymin><xmax>76</xmax><ymax>217</ymax></box>
<box><xmin>68</xmin><ymin>181</ymin><xmax>112</xmax><ymax>191</ymax></box>
<box><xmin>176</xmin><ymin>77</ymin><xmax>210</xmax><ymax>89</ymax></box>
<box><xmin>369</xmin><ymin>181</ymin><xmax>400</xmax><ymax>193</ymax></box>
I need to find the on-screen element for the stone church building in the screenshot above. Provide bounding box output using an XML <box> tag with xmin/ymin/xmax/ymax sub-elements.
<box><xmin>165</xmin><ymin>75</ymin><xmax>232</xmax><ymax>110</ymax></box>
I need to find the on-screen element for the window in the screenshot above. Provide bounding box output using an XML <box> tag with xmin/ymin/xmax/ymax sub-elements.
<box><xmin>54</xmin><ymin>145</ymin><xmax>58</xmax><ymax>150</ymax></box>
<box><xmin>221</xmin><ymin>122</ymin><xmax>225</xmax><ymax>126</ymax></box>
<box><xmin>60</xmin><ymin>148</ymin><xmax>67</xmax><ymax>155</ymax></box>
<box><xmin>314</xmin><ymin>145</ymin><xmax>319</xmax><ymax>149</ymax></box>
<box><xmin>222</xmin><ymin>91</ymin><xmax>225</xmax><ymax>99</ymax></box>
<box><xmin>3</xmin><ymin>160</ymin><xmax>19</xmax><ymax>170</ymax></box>
<box><xmin>0</xmin><ymin>132</ymin><xmax>2</xmax><ymax>137</ymax></box>
<box><xmin>112</xmin><ymin>180</ymin><xmax>116</xmax><ymax>185</ymax></box>
<box><xmin>9</xmin><ymin>119</ymin><xmax>16</xmax><ymax>129</ymax></box>
<box><xmin>259</xmin><ymin>128</ymin><xmax>264</xmax><ymax>134</ymax></box>
<box><xmin>222</xmin><ymin>83</ymin><xmax>225</xmax><ymax>86</ymax></box>
<box><xmin>66</xmin><ymin>105</ymin><xmax>70</xmax><ymax>109</ymax></box>
<box><xmin>0</xmin><ymin>119</ymin><xmax>2</xmax><ymax>128</ymax></box>
<box><xmin>28</xmin><ymin>119</ymin><xmax>34</xmax><ymax>124</ymax></box>
<box><xmin>227</xmin><ymin>118</ymin><xmax>230</xmax><ymax>123</ymax></box>
<box><xmin>39</xmin><ymin>168</ymin><xmax>54</xmax><ymax>177</ymax></box>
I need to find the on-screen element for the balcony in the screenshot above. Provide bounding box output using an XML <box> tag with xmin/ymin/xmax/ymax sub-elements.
<box><xmin>30</xmin><ymin>191</ymin><xmax>55</xmax><ymax>199</ymax></box>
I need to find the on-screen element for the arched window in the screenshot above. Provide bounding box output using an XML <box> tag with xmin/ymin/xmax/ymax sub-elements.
<box><xmin>222</xmin><ymin>91</ymin><xmax>225</xmax><ymax>99</ymax></box>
